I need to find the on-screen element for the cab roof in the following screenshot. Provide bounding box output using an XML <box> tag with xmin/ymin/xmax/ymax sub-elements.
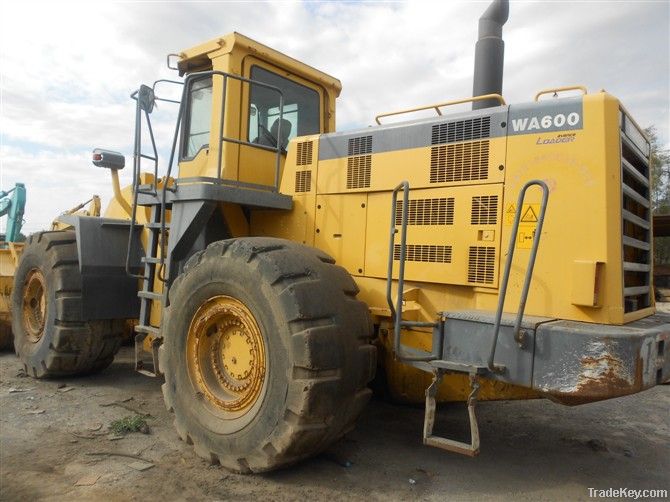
<box><xmin>176</xmin><ymin>32</ymin><xmax>342</xmax><ymax>97</ymax></box>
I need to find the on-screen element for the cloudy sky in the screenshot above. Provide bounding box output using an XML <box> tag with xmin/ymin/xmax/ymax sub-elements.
<box><xmin>1</xmin><ymin>0</ymin><xmax>668</xmax><ymax>234</ymax></box>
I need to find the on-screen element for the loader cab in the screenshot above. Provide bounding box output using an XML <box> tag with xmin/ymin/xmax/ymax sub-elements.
<box><xmin>176</xmin><ymin>33</ymin><xmax>342</xmax><ymax>189</ymax></box>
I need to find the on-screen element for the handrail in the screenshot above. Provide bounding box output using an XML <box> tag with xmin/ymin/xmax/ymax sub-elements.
<box><xmin>125</xmin><ymin>80</ymin><xmax>179</xmax><ymax>279</ymax></box>
<box><xmin>487</xmin><ymin>180</ymin><xmax>550</xmax><ymax>372</ymax></box>
<box><xmin>534</xmin><ymin>85</ymin><xmax>587</xmax><ymax>101</ymax></box>
<box><xmin>375</xmin><ymin>94</ymin><xmax>506</xmax><ymax>125</ymax></box>
<box><xmin>386</xmin><ymin>181</ymin><xmax>439</xmax><ymax>363</ymax></box>
<box><xmin>386</xmin><ymin>181</ymin><xmax>410</xmax><ymax>323</ymax></box>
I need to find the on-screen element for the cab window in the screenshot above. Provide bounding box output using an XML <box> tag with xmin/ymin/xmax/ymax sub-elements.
<box><xmin>182</xmin><ymin>76</ymin><xmax>213</xmax><ymax>159</ymax></box>
<box><xmin>248</xmin><ymin>66</ymin><xmax>319</xmax><ymax>149</ymax></box>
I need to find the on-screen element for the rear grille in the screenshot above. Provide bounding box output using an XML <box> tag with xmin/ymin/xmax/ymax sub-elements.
<box><xmin>620</xmin><ymin>110</ymin><xmax>652</xmax><ymax>313</ymax></box>
<box><xmin>430</xmin><ymin>141</ymin><xmax>489</xmax><ymax>183</ymax></box>
<box><xmin>395</xmin><ymin>197</ymin><xmax>454</xmax><ymax>226</ymax></box>
<box><xmin>471</xmin><ymin>195</ymin><xmax>498</xmax><ymax>225</ymax></box>
<box><xmin>468</xmin><ymin>246</ymin><xmax>496</xmax><ymax>284</ymax></box>
<box><xmin>394</xmin><ymin>244</ymin><xmax>452</xmax><ymax>263</ymax></box>
<box><xmin>295</xmin><ymin>170</ymin><xmax>311</xmax><ymax>193</ymax></box>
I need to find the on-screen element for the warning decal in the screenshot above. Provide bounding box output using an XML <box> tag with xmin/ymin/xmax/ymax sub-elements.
<box><xmin>504</xmin><ymin>203</ymin><xmax>541</xmax><ymax>249</ymax></box>
<box><xmin>521</xmin><ymin>206</ymin><xmax>538</xmax><ymax>223</ymax></box>
<box><xmin>505</xmin><ymin>204</ymin><xmax>516</xmax><ymax>225</ymax></box>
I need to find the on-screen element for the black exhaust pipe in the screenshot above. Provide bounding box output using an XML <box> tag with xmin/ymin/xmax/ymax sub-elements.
<box><xmin>472</xmin><ymin>0</ymin><xmax>509</xmax><ymax>110</ymax></box>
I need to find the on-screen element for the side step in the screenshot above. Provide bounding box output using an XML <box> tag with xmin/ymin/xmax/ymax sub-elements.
<box><xmin>134</xmin><ymin>327</ymin><xmax>162</xmax><ymax>377</ymax></box>
<box><xmin>423</xmin><ymin>367</ymin><xmax>484</xmax><ymax>457</ymax></box>
<box><xmin>386</xmin><ymin>179</ymin><xmax>550</xmax><ymax>458</ymax></box>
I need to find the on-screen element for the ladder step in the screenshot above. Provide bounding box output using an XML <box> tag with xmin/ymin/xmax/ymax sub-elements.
<box><xmin>141</xmin><ymin>257</ymin><xmax>162</xmax><ymax>264</ymax></box>
<box><xmin>145</xmin><ymin>222</ymin><xmax>170</xmax><ymax>229</ymax></box>
<box><xmin>136</xmin><ymin>325</ymin><xmax>161</xmax><ymax>335</ymax></box>
<box><xmin>138</xmin><ymin>291</ymin><xmax>163</xmax><ymax>301</ymax></box>
<box><xmin>423</xmin><ymin>370</ymin><xmax>481</xmax><ymax>457</ymax></box>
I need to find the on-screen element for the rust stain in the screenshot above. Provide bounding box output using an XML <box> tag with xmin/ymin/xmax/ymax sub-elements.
<box><xmin>549</xmin><ymin>351</ymin><xmax>645</xmax><ymax>406</ymax></box>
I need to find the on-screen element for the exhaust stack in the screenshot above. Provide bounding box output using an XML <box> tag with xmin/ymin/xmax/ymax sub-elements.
<box><xmin>472</xmin><ymin>0</ymin><xmax>509</xmax><ymax>110</ymax></box>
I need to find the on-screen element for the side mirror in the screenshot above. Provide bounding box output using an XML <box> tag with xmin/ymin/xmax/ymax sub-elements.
<box><xmin>138</xmin><ymin>84</ymin><xmax>155</xmax><ymax>113</ymax></box>
<box><xmin>92</xmin><ymin>148</ymin><xmax>125</xmax><ymax>170</ymax></box>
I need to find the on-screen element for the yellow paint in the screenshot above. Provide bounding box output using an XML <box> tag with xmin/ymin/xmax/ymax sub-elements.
<box><xmin>175</xmin><ymin>33</ymin><xmax>340</xmax><ymax>183</ymax></box>
<box><xmin>80</xmin><ymin>33</ymin><xmax>652</xmax><ymax>404</ymax></box>
<box><xmin>250</xmin><ymin>90</ymin><xmax>649</xmax><ymax>402</ymax></box>
<box><xmin>571</xmin><ymin>260</ymin><xmax>604</xmax><ymax>307</ymax></box>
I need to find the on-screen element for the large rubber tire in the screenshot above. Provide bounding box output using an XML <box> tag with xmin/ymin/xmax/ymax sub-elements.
<box><xmin>160</xmin><ymin>238</ymin><xmax>376</xmax><ymax>473</ymax></box>
<box><xmin>11</xmin><ymin>231</ymin><xmax>124</xmax><ymax>378</ymax></box>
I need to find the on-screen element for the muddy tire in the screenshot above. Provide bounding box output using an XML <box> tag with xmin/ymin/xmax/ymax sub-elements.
<box><xmin>11</xmin><ymin>231</ymin><xmax>124</xmax><ymax>378</ymax></box>
<box><xmin>160</xmin><ymin>237</ymin><xmax>376</xmax><ymax>473</ymax></box>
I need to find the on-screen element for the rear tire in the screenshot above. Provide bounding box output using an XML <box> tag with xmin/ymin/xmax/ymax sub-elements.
<box><xmin>160</xmin><ymin>237</ymin><xmax>376</xmax><ymax>473</ymax></box>
<box><xmin>11</xmin><ymin>231</ymin><xmax>124</xmax><ymax>378</ymax></box>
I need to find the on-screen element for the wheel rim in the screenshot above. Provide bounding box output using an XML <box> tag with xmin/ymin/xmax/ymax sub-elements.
<box><xmin>186</xmin><ymin>295</ymin><xmax>266</xmax><ymax>416</ymax></box>
<box><xmin>22</xmin><ymin>268</ymin><xmax>46</xmax><ymax>343</ymax></box>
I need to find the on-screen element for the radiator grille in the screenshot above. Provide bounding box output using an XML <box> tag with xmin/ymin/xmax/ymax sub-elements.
<box><xmin>468</xmin><ymin>246</ymin><xmax>496</xmax><ymax>284</ymax></box>
<box><xmin>430</xmin><ymin>141</ymin><xmax>489</xmax><ymax>183</ymax></box>
<box><xmin>620</xmin><ymin>110</ymin><xmax>652</xmax><ymax>313</ymax></box>
<box><xmin>471</xmin><ymin>195</ymin><xmax>498</xmax><ymax>225</ymax></box>
<box><xmin>395</xmin><ymin>197</ymin><xmax>454</xmax><ymax>226</ymax></box>
<box><xmin>295</xmin><ymin>170</ymin><xmax>312</xmax><ymax>193</ymax></box>
<box><xmin>394</xmin><ymin>244</ymin><xmax>452</xmax><ymax>263</ymax></box>
<box><xmin>431</xmin><ymin>117</ymin><xmax>491</xmax><ymax>145</ymax></box>
<box><xmin>296</xmin><ymin>141</ymin><xmax>313</xmax><ymax>166</ymax></box>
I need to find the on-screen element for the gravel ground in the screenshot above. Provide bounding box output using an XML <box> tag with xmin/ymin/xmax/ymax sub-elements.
<box><xmin>1</xmin><ymin>345</ymin><xmax>668</xmax><ymax>502</ymax></box>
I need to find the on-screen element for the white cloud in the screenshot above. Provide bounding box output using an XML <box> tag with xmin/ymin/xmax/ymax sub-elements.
<box><xmin>1</xmin><ymin>0</ymin><xmax>668</xmax><ymax>233</ymax></box>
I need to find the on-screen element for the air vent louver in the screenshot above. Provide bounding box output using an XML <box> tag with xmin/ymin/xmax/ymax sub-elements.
<box><xmin>431</xmin><ymin>117</ymin><xmax>491</xmax><ymax>145</ymax></box>
<box><xmin>348</xmin><ymin>136</ymin><xmax>372</xmax><ymax>156</ymax></box>
<box><xmin>395</xmin><ymin>197</ymin><xmax>454</xmax><ymax>226</ymax></box>
<box><xmin>347</xmin><ymin>135</ymin><xmax>372</xmax><ymax>189</ymax></box>
<box><xmin>468</xmin><ymin>246</ymin><xmax>495</xmax><ymax>284</ymax></box>
<box><xmin>295</xmin><ymin>170</ymin><xmax>312</xmax><ymax>193</ymax></box>
<box><xmin>296</xmin><ymin>141</ymin><xmax>313</xmax><ymax>166</ymax></box>
<box><xmin>430</xmin><ymin>141</ymin><xmax>489</xmax><ymax>183</ymax></box>
<box><xmin>470</xmin><ymin>195</ymin><xmax>498</xmax><ymax>225</ymax></box>
<box><xmin>394</xmin><ymin>244</ymin><xmax>452</xmax><ymax>263</ymax></box>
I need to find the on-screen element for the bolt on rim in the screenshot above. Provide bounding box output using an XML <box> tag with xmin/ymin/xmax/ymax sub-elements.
<box><xmin>186</xmin><ymin>295</ymin><xmax>266</xmax><ymax>416</ymax></box>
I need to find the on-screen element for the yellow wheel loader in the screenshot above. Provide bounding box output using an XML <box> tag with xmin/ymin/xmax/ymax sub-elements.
<box><xmin>12</xmin><ymin>0</ymin><xmax>668</xmax><ymax>472</ymax></box>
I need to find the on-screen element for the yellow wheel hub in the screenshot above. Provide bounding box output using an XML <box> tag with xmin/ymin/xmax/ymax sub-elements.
<box><xmin>22</xmin><ymin>268</ymin><xmax>46</xmax><ymax>343</ymax></box>
<box><xmin>187</xmin><ymin>296</ymin><xmax>266</xmax><ymax>414</ymax></box>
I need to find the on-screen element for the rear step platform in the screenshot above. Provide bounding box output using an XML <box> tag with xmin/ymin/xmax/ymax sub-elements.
<box><xmin>424</xmin><ymin>369</ymin><xmax>484</xmax><ymax>456</ymax></box>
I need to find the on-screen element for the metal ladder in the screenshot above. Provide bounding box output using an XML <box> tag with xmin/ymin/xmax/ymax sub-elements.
<box><xmin>133</xmin><ymin>201</ymin><xmax>169</xmax><ymax>377</ymax></box>
<box><xmin>386</xmin><ymin>179</ymin><xmax>549</xmax><ymax>456</ymax></box>
<box><xmin>125</xmin><ymin>83</ymin><xmax>181</xmax><ymax>377</ymax></box>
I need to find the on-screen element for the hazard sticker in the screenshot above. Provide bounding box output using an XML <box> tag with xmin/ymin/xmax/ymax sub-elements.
<box><xmin>505</xmin><ymin>204</ymin><xmax>516</xmax><ymax>225</ymax></box>
<box><xmin>521</xmin><ymin>205</ymin><xmax>538</xmax><ymax>223</ymax></box>
<box><xmin>505</xmin><ymin>203</ymin><xmax>541</xmax><ymax>249</ymax></box>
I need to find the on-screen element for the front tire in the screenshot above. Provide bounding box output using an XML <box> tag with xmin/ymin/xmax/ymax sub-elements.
<box><xmin>160</xmin><ymin>238</ymin><xmax>376</xmax><ymax>473</ymax></box>
<box><xmin>11</xmin><ymin>231</ymin><xmax>124</xmax><ymax>377</ymax></box>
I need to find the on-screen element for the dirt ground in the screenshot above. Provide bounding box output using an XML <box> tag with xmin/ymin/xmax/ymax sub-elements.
<box><xmin>0</xmin><ymin>345</ymin><xmax>668</xmax><ymax>502</ymax></box>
